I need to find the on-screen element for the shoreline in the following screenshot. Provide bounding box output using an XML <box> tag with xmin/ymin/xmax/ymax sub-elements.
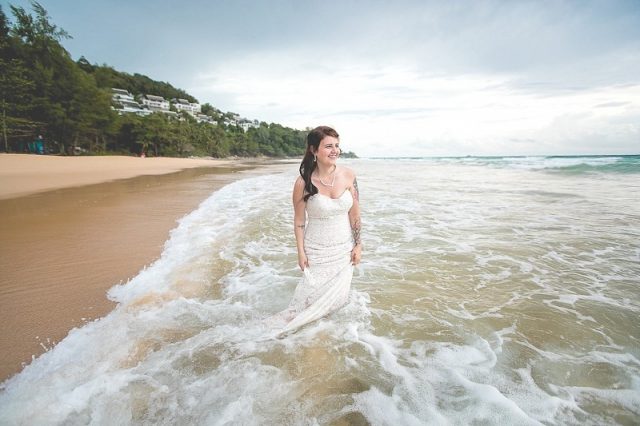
<box><xmin>0</xmin><ymin>153</ymin><xmax>264</xmax><ymax>200</ymax></box>
<box><xmin>0</xmin><ymin>155</ymin><xmax>295</xmax><ymax>382</ymax></box>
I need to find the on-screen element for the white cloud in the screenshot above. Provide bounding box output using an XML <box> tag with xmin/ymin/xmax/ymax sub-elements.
<box><xmin>194</xmin><ymin>50</ymin><xmax>640</xmax><ymax>156</ymax></box>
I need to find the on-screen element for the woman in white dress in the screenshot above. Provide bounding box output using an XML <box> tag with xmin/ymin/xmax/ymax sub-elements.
<box><xmin>276</xmin><ymin>126</ymin><xmax>361</xmax><ymax>334</ymax></box>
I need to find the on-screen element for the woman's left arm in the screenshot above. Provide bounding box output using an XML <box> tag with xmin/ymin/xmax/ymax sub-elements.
<box><xmin>349</xmin><ymin>173</ymin><xmax>362</xmax><ymax>265</ymax></box>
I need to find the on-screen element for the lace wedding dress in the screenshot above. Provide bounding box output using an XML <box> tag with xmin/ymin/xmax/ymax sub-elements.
<box><xmin>272</xmin><ymin>189</ymin><xmax>355</xmax><ymax>334</ymax></box>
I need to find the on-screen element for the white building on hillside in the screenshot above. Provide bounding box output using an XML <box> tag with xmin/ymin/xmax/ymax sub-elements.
<box><xmin>195</xmin><ymin>113</ymin><xmax>216</xmax><ymax>124</ymax></box>
<box><xmin>239</xmin><ymin>119</ymin><xmax>261</xmax><ymax>131</ymax></box>
<box><xmin>140</xmin><ymin>94</ymin><xmax>170</xmax><ymax>111</ymax></box>
<box><xmin>112</xmin><ymin>88</ymin><xmax>134</xmax><ymax>102</ymax></box>
<box><xmin>227</xmin><ymin>117</ymin><xmax>259</xmax><ymax>131</ymax></box>
<box><xmin>111</xmin><ymin>88</ymin><xmax>151</xmax><ymax>116</ymax></box>
<box><xmin>172</xmin><ymin>98</ymin><xmax>201</xmax><ymax>116</ymax></box>
<box><xmin>114</xmin><ymin>100</ymin><xmax>152</xmax><ymax>117</ymax></box>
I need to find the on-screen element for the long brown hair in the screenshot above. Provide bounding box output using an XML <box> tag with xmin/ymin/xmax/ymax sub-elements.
<box><xmin>300</xmin><ymin>126</ymin><xmax>339</xmax><ymax>202</ymax></box>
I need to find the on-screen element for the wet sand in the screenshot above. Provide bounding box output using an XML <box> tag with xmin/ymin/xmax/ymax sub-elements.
<box><xmin>0</xmin><ymin>154</ymin><xmax>241</xmax><ymax>200</ymax></box>
<box><xmin>0</xmin><ymin>157</ymin><xmax>291</xmax><ymax>382</ymax></box>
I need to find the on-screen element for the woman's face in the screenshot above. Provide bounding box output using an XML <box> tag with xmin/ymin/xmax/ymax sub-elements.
<box><xmin>314</xmin><ymin>136</ymin><xmax>340</xmax><ymax>166</ymax></box>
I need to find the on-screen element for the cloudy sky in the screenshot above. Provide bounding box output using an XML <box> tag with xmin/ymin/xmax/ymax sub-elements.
<box><xmin>3</xmin><ymin>0</ymin><xmax>639</xmax><ymax>157</ymax></box>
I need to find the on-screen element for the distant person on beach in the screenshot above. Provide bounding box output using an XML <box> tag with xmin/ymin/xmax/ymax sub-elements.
<box><xmin>35</xmin><ymin>135</ymin><xmax>44</xmax><ymax>154</ymax></box>
<box><xmin>271</xmin><ymin>125</ymin><xmax>361</xmax><ymax>334</ymax></box>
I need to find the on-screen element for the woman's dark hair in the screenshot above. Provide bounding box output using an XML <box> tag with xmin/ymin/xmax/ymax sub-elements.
<box><xmin>300</xmin><ymin>125</ymin><xmax>339</xmax><ymax>201</ymax></box>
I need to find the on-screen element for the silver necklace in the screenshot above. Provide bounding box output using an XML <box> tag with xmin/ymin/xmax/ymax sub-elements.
<box><xmin>315</xmin><ymin>166</ymin><xmax>337</xmax><ymax>187</ymax></box>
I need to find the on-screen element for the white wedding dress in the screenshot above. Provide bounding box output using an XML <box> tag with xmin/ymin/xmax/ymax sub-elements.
<box><xmin>272</xmin><ymin>189</ymin><xmax>355</xmax><ymax>334</ymax></box>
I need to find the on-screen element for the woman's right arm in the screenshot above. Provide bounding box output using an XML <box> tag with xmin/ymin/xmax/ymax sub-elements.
<box><xmin>292</xmin><ymin>177</ymin><xmax>308</xmax><ymax>271</ymax></box>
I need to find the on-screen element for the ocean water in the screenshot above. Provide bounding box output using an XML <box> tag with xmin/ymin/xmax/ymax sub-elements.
<box><xmin>1</xmin><ymin>155</ymin><xmax>639</xmax><ymax>425</ymax></box>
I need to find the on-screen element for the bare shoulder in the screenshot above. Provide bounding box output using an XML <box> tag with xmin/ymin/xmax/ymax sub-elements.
<box><xmin>294</xmin><ymin>175</ymin><xmax>305</xmax><ymax>188</ymax></box>
<box><xmin>339</xmin><ymin>165</ymin><xmax>357</xmax><ymax>181</ymax></box>
<box><xmin>292</xmin><ymin>176</ymin><xmax>305</xmax><ymax>202</ymax></box>
<box><xmin>340</xmin><ymin>166</ymin><xmax>359</xmax><ymax>200</ymax></box>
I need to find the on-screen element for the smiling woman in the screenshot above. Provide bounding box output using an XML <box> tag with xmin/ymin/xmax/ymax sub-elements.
<box><xmin>269</xmin><ymin>126</ymin><xmax>362</xmax><ymax>334</ymax></box>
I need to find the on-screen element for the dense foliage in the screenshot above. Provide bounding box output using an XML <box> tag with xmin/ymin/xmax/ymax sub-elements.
<box><xmin>77</xmin><ymin>58</ymin><xmax>198</xmax><ymax>105</ymax></box>
<box><xmin>1</xmin><ymin>2</ymin><xmax>359</xmax><ymax>158</ymax></box>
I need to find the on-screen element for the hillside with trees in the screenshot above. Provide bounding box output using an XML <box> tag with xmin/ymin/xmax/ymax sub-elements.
<box><xmin>77</xmin><ymin>59</ymin><xmax>198</xmax><ymax>105</ymax></box>
<box><xmin>0</xmin><ymin>2</ymin><xmax>357</xmax><ymax>158</ymax></box>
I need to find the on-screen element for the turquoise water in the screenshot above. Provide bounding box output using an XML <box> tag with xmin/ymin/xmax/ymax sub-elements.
<box><xmin>1</xmin><ymin>155</ymin><xmax>639</xmax><ymax>425</ymax></box>
<box><xmin>369</xmin><ymin>154</ymin><xmax>640</xmax><ymax>174</ymax></box>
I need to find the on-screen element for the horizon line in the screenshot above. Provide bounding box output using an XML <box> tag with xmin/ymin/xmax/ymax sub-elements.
<box><xmin>357</xmin><ymin>154</ymin><xmax>639</xmax><ymax>159</ymax></box>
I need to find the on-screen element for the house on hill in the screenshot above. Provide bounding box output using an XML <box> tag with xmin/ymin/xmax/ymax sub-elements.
<box><xmin>239</xmin><ymin>119</ymin><xmax>260</xmax><ymax>131</ymax></box>
<box><xmin>195</xmin><ymin>113</ymin><xmax>216</xmax><ymax>124</ymax></box>
<box><xmin>172</xmin><ymin>98</ymin><xmax>201</xmax><ymax>116</ymax></box>
<box><xmin>140</xmin><ymin>94</ymin><xmax>170</xmax><ymax>112</ymax></box>
<box><xmin>111</xmin><ymin>88</ymin><xmax>151</xmax><ymax>116</ymax></box>
<box><xmin>112</xmin><ymin>88</ymin><xmax>135</xmax><ymax>103</ymax></box>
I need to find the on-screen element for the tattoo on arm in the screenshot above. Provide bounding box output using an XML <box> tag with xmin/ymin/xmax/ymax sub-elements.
<box><xmin>351</xmin><ymin>217</ymin><xmax>361</xmax><ymax>245</ymax></box>
<box><xmin>352</xmin><ymin>177</ymin><xmax>360</xmax><ymax>201</ymax></box>
<box><xmin>296</xmin><ymin>224</ymin><xmax>305</xmax><ymax>229</ymax></box>
<box><xmin>351</xmin><ymin>176</ymin><xmax>361</xmax><ymax>245</ymax></box>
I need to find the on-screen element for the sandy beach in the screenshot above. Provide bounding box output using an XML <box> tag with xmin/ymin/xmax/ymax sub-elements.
<box><xmin>0</xmin><ymin>154</ymin><xmax>244</xmax><ymax>200</ymax></box>
<box><xmin>0</xmin><ymin>154</ymin><xmax>287</xmax><ymax>382</ymax></box>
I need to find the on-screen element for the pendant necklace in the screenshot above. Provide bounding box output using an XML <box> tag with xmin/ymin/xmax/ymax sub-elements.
<box><xmin>317</xmin><ymin>166</ymin><xmax>337</xmax><ymax>187</ymax></box>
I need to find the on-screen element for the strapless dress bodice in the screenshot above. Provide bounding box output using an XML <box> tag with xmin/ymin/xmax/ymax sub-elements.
<box><xmin>306</xmin><ymin>190</ymin><xmax>353</xmax><ymax>220</ymax></box>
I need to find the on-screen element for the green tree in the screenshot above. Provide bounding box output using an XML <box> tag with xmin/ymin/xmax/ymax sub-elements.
<box><xmin>113</xmin><ymin>113</ymin><xmax>143</xmax><ymax>154</ymax></box>
<box><xmin>205</xmin><ymin>124</ymin><xmax>229</xmax><ymax>157</ymax></box>
<box><xmin>9</xmin><ymin>1</ymin><xmax>76</xmax><ymax>151</ymax></box>
<box><xmin>200</xmin><ymin>102</ymin><xmax>217</xmax><ymax>116</ymax></box>
<box><xmin>68</xmin><ymin>71</ymin><xmax>114</xmax><ymax>153</ymax></box>
<box><xmin>0</xmin><ymin>12</ymin><xmax>38</xmax><ymax>151</ymax></box>
<box><xmin>139</xmin><ymin>113</ymin><xmax>170</xmax><ymax>156</ymax></box>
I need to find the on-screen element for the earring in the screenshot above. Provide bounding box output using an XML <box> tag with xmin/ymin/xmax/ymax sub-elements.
<box><xmin>314</xmin><ymin>154</ymin><xmax>317</xmax><ymax>162</ymax></box>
